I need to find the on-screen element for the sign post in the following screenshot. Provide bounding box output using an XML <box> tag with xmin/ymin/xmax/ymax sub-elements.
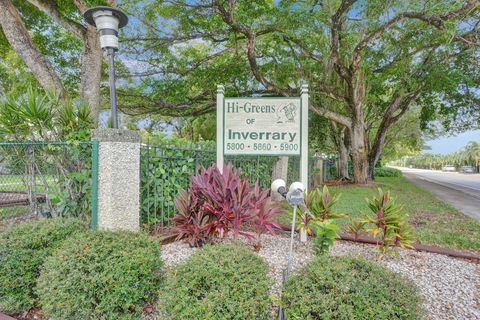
<box><xmin>216</xmin><ymin>85</ymin><xmax>225</xmax><ymax>173</ymax></box>
<box><xmin>216</xmin><ymin>84</ymin><xmax>308</xmax><ymax>188</ymax></box>
<box><xmin>300</xmin><ymin>84</ymin><xmax>309</xmax><ymax>190</ymax></box>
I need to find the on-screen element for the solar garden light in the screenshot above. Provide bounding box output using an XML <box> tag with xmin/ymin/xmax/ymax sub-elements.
<box><xmin>84</xmin><ymin>6</ymin><xmax>128</xmax><ymax>129</ymax></box>
<box><xmin>271</xmin><ymin>179</ymin><xmax>306</xmax><ymax>275</ymax></box>
<box><xmin>271</xmin><ymin>179</ymin><xmax>306</xmax><ymax>320</ymax></box>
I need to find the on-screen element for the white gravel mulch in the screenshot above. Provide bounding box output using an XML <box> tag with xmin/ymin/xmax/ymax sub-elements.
<box><xmin>161</xmin><ymin>234</ymin><xmax>480</xmax><ymax>320</ymax></box>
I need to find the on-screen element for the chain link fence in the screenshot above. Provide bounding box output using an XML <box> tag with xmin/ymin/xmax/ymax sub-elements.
<box><xmin>0</xmin><ymin>142</ymin><xmax>98</xmax><ymax>230</ymax></box>
<box><xmin>141</xmin><ymin>142</ymin><xmax>338</xmax><ymax>227</ymax></box>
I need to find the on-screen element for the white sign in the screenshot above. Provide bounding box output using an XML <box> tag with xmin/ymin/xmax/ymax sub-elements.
<box><xmin>216</xmin><ymin>84</ymin><xmax>309</xmax><ymax>190</ymax></box>
<box><xmin>223</xmin><ymin>98</ymin><xmax>302</xmax><ymax>155</ymax></box>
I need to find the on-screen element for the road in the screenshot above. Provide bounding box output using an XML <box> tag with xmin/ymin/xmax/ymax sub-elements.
<box><xmin>398</xmin><ymin>167</ymin><xmax>480</xmax><ymax>220</ymax></box>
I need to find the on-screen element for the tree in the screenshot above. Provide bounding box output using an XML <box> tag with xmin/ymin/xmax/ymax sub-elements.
<box><xmin>394</xmin><ymin>140</ymin><xmax>480</xmax><ymax>172</ymax></box>
<box><xmin>121</xmin><ymin>0</ymin><xmax>480</xmax><ymax>184</ymax></box>
<box><xmin>379</xmin><ymin>109</ymin><xmax>424</xmax><ymax>163</ymax></box>
<box><xmin>0</xmin><ymin>0</ymin><xmax>115</xmax><ymax>122</ymax></box>
<box><xmin>464</xmin><ymin>141</ymin><xmax>480</xmax><ymax>171</ymax></box>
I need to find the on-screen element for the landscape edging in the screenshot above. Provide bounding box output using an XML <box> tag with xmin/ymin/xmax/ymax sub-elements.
<box><xmin>273</xmin><ymin>223</ymin><xmax>480</xmax><ymax>261</ymax></box>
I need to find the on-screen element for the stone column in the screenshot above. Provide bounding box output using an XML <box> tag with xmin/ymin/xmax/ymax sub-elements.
<box><xmin>92</xmin><ymin>129</ymin><xmax>140</xmax><ymax>232</ymax></box>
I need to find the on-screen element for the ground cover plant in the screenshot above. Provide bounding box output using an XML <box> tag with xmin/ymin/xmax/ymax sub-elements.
<box><xmin>0</xmin><ymin>218</ymin><xmax>86</xmax><ymax>314</ymax></box>
<box><xmin>331</xmin><ymin>176</ymin><xmax>480</xmax><ymax>251</ymax></box>
<box><xmin>159</xmin><ymin>243</ymin><xmax>271</xmax><ymax>320</ymax></box>
<box><xmin>282</xmin><ymin>256</ymin><xmax>422</xmax><ymax>320</ymax></box>
<box><xmin>36</xmin><ymin>230</ymin><xmax>162</xmax><ymax>320</ymax></box>
<box><xmin>173</xmin><ymin>163</ymin><xmax>281</xmax><ymax>247</ymax></box>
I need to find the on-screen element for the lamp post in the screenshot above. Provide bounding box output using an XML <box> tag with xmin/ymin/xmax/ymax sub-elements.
<box><xmin>84</xmin><ymin>6</ymin><xmax>128</xmax><ymax>129</ymax></box>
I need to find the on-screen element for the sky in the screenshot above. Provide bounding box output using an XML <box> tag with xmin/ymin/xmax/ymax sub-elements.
<box><xmin>424</xmin><ymin>129</ymin><xmax>480</xmax><ymax>154</ymax></box>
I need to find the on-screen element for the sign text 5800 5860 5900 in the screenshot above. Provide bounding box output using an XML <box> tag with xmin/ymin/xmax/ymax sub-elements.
<box><xmin>223</xmin><ymin>97</ymin><xmax>302</xmax><ymax>156</ymax></box>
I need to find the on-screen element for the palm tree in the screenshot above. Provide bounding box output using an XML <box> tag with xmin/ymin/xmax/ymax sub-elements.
<box><xmin>464</xmin><ymin>141</ymin><xmax>480</xmax><ymax>172</ymax></box>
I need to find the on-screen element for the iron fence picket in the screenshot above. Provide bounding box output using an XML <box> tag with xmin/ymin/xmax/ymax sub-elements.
<box><xmin>140</xmin><ymin>142</ymin><xmax>338</xmax><ymax>227</ymax></box>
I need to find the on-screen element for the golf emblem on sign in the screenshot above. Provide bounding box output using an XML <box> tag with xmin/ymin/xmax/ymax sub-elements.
<box><xmin>276</xmin><ymin>103</ymin><xmax>298</xmax><ymax>124</ymax></box>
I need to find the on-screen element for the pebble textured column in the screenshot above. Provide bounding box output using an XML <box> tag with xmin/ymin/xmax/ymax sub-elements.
<box><xmin>92</xmin><ymin>129</ymin><xmax>140</xmax><ymax>231</ymax></box>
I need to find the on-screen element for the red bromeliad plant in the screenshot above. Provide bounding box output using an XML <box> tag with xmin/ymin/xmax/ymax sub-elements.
<box><xmin>173</xmin><ymin>189</ymin><xmax>214</xmax><ymax>247</ymax></box>
<box><xmin>173</xmin><ymin>163</ymin><xmax>281</xmax><ymax>247</ymax></box>
<box><xmin>252</xmin><ymin>201</ymin><xmax>282</xmax><ymax>250</ymax></box>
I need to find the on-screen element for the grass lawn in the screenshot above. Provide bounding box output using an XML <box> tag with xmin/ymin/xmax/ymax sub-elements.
<box><xmin>329</xmin><ymin>176</ymin><xmax>480</xmax><ymax>251</ymax></box>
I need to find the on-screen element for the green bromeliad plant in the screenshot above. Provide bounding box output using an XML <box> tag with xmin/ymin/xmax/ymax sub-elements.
<box><xmin>364</xmin><ymin>188</ymin><xmax>415</xmax><ymax>258</ymax></box>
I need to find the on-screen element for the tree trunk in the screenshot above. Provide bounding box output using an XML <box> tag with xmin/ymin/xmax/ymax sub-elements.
<box><xmin>338</xmin><ymin>141</ymin><xmax>349</xmax><ymax>179</ymax></box>
<box><xmin>80</xmin><ymin>26</ymin><xmax>103</xmax><ymax>123</ymax></box>
<box><xmin>367</xmin><ymin>94</ymin><xmax>420</xmax><ymax>180</ymax></box>
<box><xmin>368</xmin><ymin>128</ymin><xmax>388</xmax><ymax>180</ymax></box>
<box><xmin>0</xmin><ymin>0</ymin><xmax>65</xmax><ymax>97</ymax></box>
<box><xmin>271</xmin><ymin>156</ymin><xmax>288</xmax><ymax>200</ymax></box>
<box><xmin>330</xmin><ymin>121</ymin><xmax>350</xmax><ymax>180</ymax></box>
<box><xmin>350</xmin><ymin>121</ymin><xmax>368</xmax><ymax>184</ymax></box>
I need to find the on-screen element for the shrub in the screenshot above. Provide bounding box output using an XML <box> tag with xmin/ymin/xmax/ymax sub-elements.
<box><xmin>173</xmin><ymin>163</ymin><xmax>281</xmax><ymax>247</ymax></box>
<box><xmin>0</xmin><ymin>218</ymin><xmax>86</xmax><ymax>313</ymax></box>
<box><xmin>282</xmin><ymin>256</ymin><xmax>422</xmax><ymax>320</ymax></box>
<box><xmin>375</xmin><ymin>167</ymin><xmax>402</xmax><ymax>177</ymax></box>
<box><xmin>159</xmin><ymin>243</ymin><xmax>271</xmax><ymax>320</ymax></box>
<box><xmin>36</xmin><ymin>231</ymin><xmax>162</xmax><ymax>320</ymax></box>
<box><xmin>311</xmin><ymin>219</ymin><xmax>340</xmax><ymax>255</ymax></box>
<box><xmin>364</xmin><ymin>188</ymin><xmax>415</xmax><ymax>257</ymax></box>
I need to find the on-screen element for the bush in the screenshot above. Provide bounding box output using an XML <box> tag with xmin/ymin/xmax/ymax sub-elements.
<box><xmin>159</xmin><ymin>243</ymin><xmax>271</xmax><ymax>320</ymax></box>
<box><xmin>282</xmin><ymin>256</ymin><xmax>422</xmax><ymax>320</ymax></box>
<box><xmin>0</xmin><ymin>218</ymin><xmax>86</xmax><ymax>313</ymax></box>
<box><xmin>312</xmin><ymin>220</ymin><xmax>340</xmax><ymax>255</ymax></box>
<box><xmin>173</xmin><ymin>164</ymin><xmax>281</xmax><ymax>247</ymax></box>
<box><xmin>375</xmin><ymin>167</ymin><xmax>402</xmax><ymax>177</ymax></box>
<box><xmin>36</xmin><ymin>231</ymin><xmax>162</xmax><ymax>320</ymax></box>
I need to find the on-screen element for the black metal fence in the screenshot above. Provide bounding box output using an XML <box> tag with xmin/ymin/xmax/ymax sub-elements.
<box><xmin>0</xmin><ymin>142</ymin><xmax>98</xmax><ymax>230</ymax></box>
<box><xmin>140</xmin><ymin>142</ymin><xmax>338</xmax><ymax>227</ymax></box>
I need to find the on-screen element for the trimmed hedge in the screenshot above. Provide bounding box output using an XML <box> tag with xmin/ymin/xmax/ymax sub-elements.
<box><xmin>0</xmin><ymin>218</ymin><xmax>86</xmax><ymax>313</ymax></box>
<box><xmin>36</xmin><ymin>231</ymin><xmax>162</xmax><ymax>320</ymax></box>
<box><xmin>159</xmin><ymin>243</ymin><xmax>271</xmax><ymax>320</ymax></box>
<box><xmin>282</xmin><ymin>256</ymin><xmax>422</xmax><ymax>320</ymax></box>
<box><xmin>375</xmin><ymin>167</ymin><xmax>403</xmax><ymax>177</ymax></box>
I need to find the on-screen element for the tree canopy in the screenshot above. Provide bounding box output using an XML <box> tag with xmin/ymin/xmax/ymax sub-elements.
<box><xmin>1</xmin><ymin>0</ymin><xmax>479</xmax><ymax>183</ymax></box>
<box><xmin>119</xmin><ymin>0</ymin><xmax>480</xmax><ymax>183</ymax></box>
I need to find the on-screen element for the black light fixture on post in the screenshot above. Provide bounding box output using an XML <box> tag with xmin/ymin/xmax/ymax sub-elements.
<box><xmin>84</xmin><ymin>6</ymin><xmax>128</xmax><ymax>129</ymax></box>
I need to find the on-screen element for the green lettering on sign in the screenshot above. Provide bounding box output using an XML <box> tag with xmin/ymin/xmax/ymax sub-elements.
<box><xmin>224</xmin><ymin>97</ymin><xmax>301</xmax><ymax>156</ymax></box>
